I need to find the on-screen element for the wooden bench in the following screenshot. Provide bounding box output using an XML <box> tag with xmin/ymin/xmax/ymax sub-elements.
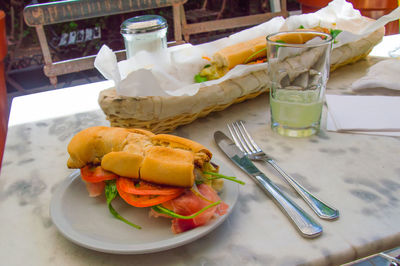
<box><xmin>23</xmin><ymin>0</ymin><xmax>187</xmax><ymax>86</ymax></box>
<box><xmin>24</xmin><ymin>0</ymin><xmax>288</xmax><ymax>86</ymax></box>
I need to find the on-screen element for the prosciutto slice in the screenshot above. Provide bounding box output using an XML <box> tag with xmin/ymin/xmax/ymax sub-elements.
<box><xmin>150</xmin><ymin>184</ymin><xmax>229</xmax><ymax>234</ymax></box>
<box><xmin>85</xmin><ymin>181</ymin><xmax>105</xmax><ymax>197</ymax></box>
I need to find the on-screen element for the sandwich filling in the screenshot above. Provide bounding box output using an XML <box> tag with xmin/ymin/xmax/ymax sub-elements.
<box><xmin>194</xmin><ymin>26</ymin><xmax>342</xmax><ymax>82</ymax></box>
<box><xmin>67</xmin><ymin>126</ymin><xmax>244</xmax><ymax>233</ymax></box>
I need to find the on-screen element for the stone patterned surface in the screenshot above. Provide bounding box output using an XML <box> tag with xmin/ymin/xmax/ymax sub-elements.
<box><xmin>0</xmin><ymin>52</ymin><xmax>400</xmax><ymax>265</ymax></box>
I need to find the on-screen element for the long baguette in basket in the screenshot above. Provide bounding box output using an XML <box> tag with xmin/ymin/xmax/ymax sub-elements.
<box><xmin>98</xmin><ymin>27</ymin><xmax>384</xmax><ymax>133</ymax></box>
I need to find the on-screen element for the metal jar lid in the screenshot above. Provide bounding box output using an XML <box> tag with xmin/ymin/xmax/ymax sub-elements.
<box><xmin>120</xmin><ymin>15</ymin><xmax>167</xmax><ymax>34</ymax></box>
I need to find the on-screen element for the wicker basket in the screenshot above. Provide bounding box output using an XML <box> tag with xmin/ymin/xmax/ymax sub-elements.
<box><xmin>98</xmin><ymin>28</ymin><xmax>384</xmax><ymax>133</ymax></box>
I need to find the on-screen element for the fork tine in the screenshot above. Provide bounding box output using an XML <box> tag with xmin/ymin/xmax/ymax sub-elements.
<box><xmin>233</xmin><ymin>121</ymin><xmax>254</xmax><ymax>154</ymax></box>
<box><xmin>231</xmin><ymin>121</ymin><xmax>252</xmax><ymax>154</ymax></box>
<box><xmin>227</xmin><ymin>123</ymin><xmax>245</xmax><ymax>153</ymax></box>
<box><xmin>237</xmin><ymin>120</ymin><xmax>262</xmax><ymax>152</ymax></box>
<box><xmin>229</xmin><ymin>122</ymin><xmax>251</xmax><ymax>154</ymax></box>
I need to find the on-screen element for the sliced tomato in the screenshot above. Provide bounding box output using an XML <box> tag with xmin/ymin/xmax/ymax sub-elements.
<box><xmin>118</xmin><ymin>189</ymin><xmax>183</xmax><ymax>207</ymax></box>
<box><xmin>116</xmin><ymin>177</ymin><xmax>185</xmax><ymax>196</ymax></box>
<box><xmin>80</xmin><ymin>165</ymin><xmax>118</xmax><ymax>183</ymax></box>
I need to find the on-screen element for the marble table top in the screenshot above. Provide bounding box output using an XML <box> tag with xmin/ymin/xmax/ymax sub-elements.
<box><xmin>0</xmin><ymin>36</ymin><xmax>399</xmax><ymax>266</ymax></box>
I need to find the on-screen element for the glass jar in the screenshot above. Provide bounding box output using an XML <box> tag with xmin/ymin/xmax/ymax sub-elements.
<box><xmin>120</xmin><ymin>15</ymin><xmax>168</xmax><ymax>59</ymax></box>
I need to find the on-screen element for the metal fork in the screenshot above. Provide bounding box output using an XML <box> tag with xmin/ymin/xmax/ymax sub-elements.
<box><xmin>228</xmin><ymin>120</ymin><xmax>339</xmax><ymax>220</ymax></box>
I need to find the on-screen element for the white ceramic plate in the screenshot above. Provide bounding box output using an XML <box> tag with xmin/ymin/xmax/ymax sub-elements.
<box><xmin>50</xmin><ymin>161</ymin><xmax>239</xmax><ymax>254</ymax></box>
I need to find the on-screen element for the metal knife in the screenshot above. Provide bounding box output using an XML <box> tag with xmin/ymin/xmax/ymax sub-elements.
<box><xmin>214</xmin><ymin>131</ymin><xmax>322</xmax><ymax>238</ymax></box>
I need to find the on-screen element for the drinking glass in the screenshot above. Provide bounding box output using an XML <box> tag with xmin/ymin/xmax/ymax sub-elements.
<box><xmin>266</xmin><ymin>31</ymin><xmax>333</xmax><ymax>137</ymax></box>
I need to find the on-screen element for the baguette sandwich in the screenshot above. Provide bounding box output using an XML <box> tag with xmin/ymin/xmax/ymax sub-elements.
<box><xmin>195</xmin><ymin>26</ymin><xmax>341</xmax><ymax>82</ymax></box>
<box><xmin>67</xmin><ymin>126</ymin><xmax>242</xmax><ymax>233</ymax></box>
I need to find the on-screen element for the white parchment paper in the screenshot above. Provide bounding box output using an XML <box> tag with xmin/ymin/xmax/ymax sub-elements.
<box><xmin>94</xmin><ymin>0</ymin><xmax>400</xmax><ymax>97</ymax></box>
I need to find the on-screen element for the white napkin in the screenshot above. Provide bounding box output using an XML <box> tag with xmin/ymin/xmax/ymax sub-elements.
<box><xmin>281</xmin><ymin>1</ymin><xmax>400</xmax><ymax>48</ymax></box>
<box><xmin>351</xmin><ymin>59</ymin><xmax>400</xmax><ymax>91</ymax></box>
<box><xmin>326</xmin><ymin>95</ymin><xmax>400</xmax><ymax>136</ymax></box>
<box><xmin>93</xmin><ymin>17</ymin><xmax>285</xmax><ymax>97</ymax></box>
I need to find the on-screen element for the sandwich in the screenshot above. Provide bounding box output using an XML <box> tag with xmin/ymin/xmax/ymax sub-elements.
<box><xmin>195</xmin><ymin>26</ymin><xmax>341</xmax><ymax>82</ymax></box>
<box><xmin>67</xmin><ymin>126</ymin><xmax>244</xmax><ymax>233</ymax></box>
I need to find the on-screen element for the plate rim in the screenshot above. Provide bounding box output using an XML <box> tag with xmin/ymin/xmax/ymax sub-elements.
<box><xmin>50</xmin><ymin>159</ymin><xmax>239</xmax><ymax>254</ymax></box>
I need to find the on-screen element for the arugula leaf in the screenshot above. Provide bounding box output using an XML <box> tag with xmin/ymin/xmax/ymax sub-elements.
<box><xmin>272</xmin><ymin>39</ymin><xmax>286</xmax><ymax>51</ymax></box>
<box><xmin>330</xmin><ymin>29</ymin><xmax>342</xmax><ymax>43</ymax></box>
<box><xmin>244</xmin><ymin>47</ymin><xmax>267</xmax><ymax>64</ymax></box>
<box><xmin>194</xmin><ymin>74</ymin><xmax>208</xmax><ymax>83</ymax></box>
<box><xmin>195</xmin><ymin>180</ymin><xmax>204</xmax><ymax>185</ymax></box>
<box><xmin>203</xmin><ymin>171</ymin><xmax>245</xmax><ymax>185</ymax></box>
<box><xmin>105</xmin><ymin>180</ymin><xmax>141</xmax><ymax>229</ymax></box>
<box><xmin>151</xmin><ymin>200</ymin><xmax>221</xmax><ymax>219</ymax></box>
<box><xmin>330</xmin><ymin>29</ymin><xmax>342</xmax><ymax>39</ymax></box>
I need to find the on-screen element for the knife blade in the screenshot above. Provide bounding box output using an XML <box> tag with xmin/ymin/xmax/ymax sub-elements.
<box><xmin>214</xmin><ymin>131</ymin><xmax>322</xmax><ymax>238</ymax></box>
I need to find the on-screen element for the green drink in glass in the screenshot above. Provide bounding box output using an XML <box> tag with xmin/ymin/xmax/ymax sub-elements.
<box><xmin>266</xmin><ymin>31</ymin><xmax>333</xmax><ymax>137</ymax></box>
<box><xmin>270</xmin><ymin>89</ymin><xmax>324</xmax><ymax>137</ymax></box>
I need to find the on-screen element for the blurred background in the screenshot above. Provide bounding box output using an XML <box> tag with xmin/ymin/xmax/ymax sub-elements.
<box><xmin>1</xmin><ymin>0</ymin><xmax>301</xmax><ymax>100</ymax></box>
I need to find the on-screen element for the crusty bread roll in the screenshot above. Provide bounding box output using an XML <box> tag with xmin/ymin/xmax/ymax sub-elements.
<box><xmin>213</xmin><ymin>28</ymin><xmax>330</xmax><ymax>70</ymax></box>
<box><xmin>140</xmin><ymin>146</ymin><xmax>195</xmax><ymax>187</ymax></box>
<box><xmin>152</xmin><ymin>134</ymin><xmax>212</xmax><ymax>167</ymax></box>
<box><xmin>67</xmin><ymin>126</ymin><xmax>154</xmax><ymax>169</ymax></box>
<box><xmin>269</xmin><ymin>31</ymin><xmax>325</xmax><ymax>44</ymax></box>
<box><xmin>101</xmin><ymin>151</ymin><xmax>144</xmax><ymax>178</ymax></box>
<box><xmin>213</xmin><ymin>35</ymin><xmax>266</xmax><ymax>69</ymax></box>
<box><xmin>67</xmin><ymin>126</ymin><xmax>212</xmax><ymax>187</ymax></box>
